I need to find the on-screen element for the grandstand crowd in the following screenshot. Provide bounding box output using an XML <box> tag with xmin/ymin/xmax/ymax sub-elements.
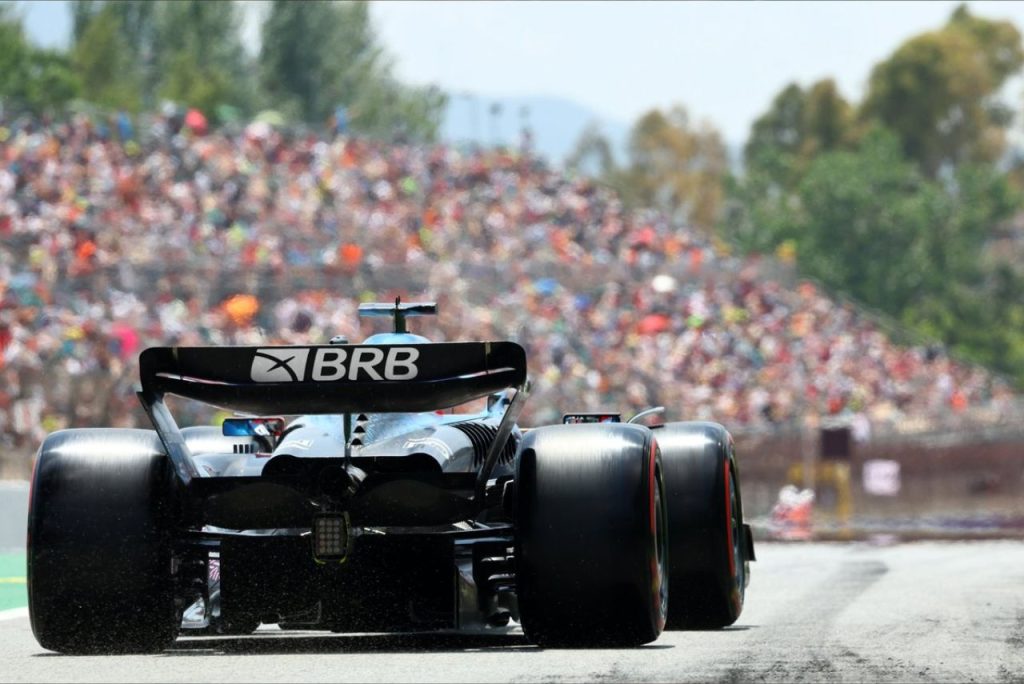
<box><xmin>0</xmin><ymin>108</ymin><xmax>1019</xmax><ymax>460</ymax></box>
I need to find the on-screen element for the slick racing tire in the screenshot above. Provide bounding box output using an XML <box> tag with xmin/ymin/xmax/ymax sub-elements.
<box><xmin>515</xmin><ymin>423</ymin><xmax>668</xmax><ymax>647</ymax></box>
<box><xmin>28</xmin><ymin>429</ymin><xmax>180</xmax><ymax>654</ymax></box>
<box><xmin>656</xmin><ymin>421</ymin><xmax>751</xmax><ymax>629</ymax></box>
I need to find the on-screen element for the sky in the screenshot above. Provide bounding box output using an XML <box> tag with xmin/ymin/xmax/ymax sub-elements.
<box><xmin>17</xmin><ymin>0</ymin><xmax>1024</xmax><ymax>146</ymax></box>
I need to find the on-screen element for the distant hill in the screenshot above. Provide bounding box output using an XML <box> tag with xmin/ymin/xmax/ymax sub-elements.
<box><xmin>441</xmin><ymin>93</ymin><xmax>630</xmax><ymax>167</ymax></box>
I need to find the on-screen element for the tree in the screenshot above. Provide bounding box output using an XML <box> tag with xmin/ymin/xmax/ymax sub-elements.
<box><xmin>743</xmin><ymin>83</ymin><xmax>805</xmax><ymax>189</ymax></box>
<box><xmin>71</xmin><ymin>1</ymin><xmax>159</xmax><ymax>107</ymax></box>
<box><xmin>71</xmin><ymin>1</ymin><xmax>254</xmax><ymax>115</ymax></box>
<box><xmin>23</xmin><ymin>49</ymin><xmax>80</xmax><ymax>113</ymax></box>
<box><xmin>794</xmin><ymin>128</ymin><xmax>1020</xmax><ymax>312</ymax></box>
<box><xmin>160</xmin><ymin>49</ymin><xmax>232</xmax><ymax>116</ymax></box>
<box><xmin>566</xmin><ymin>123</ymin><xmax>618</xmax><ymax>178</ymax></box>
<box><xmin>260</xmin><ymin>1</ymin><xmax>368</xmax><ymax>123</ymax></box>
<box><xmin>861</xmin><ymin>4</ymin><xmax>1024</xmax><ymax>178</ymax></box>
<box><xmin>0</xmin><ymin>4</ymin><xmax>32</xmax><ymax>104</ymax></box>
<box><xmin>790</xmin><ymin>128</ymin><xmax>949</xmax><ymax>314</ymax></box>
<box><xmin>349</xmin><ymin>77</ymin><xmax>447</xmax><ymax>143</ymax></box>
<box><xmin>744</xmin><ymin>79</ymin><xmax>856</xmax><ymax>192</ymax></box>
<box><xmin>621</xmin><ymin>106</ymin><xmax>728</xmax><ymax>230</ymax></box>
<box><xmin>773</xmin><ymin>126</ymin><xmax>1023</xmax><ymax>382</ymax></box>
<box><xmin>0</xmin><ymin>6</ymin><xmax>78</xmax><ymax>113</ymax></box>
<box><xmin>803</xmin><ymin>80</ymin><xmax>857</xmax><ymax>158</ymax></box>
<box><xmin>259</xmin><ymin>0</ymin><xmax>445</xmax><ymax>139</ymax></box>
<box><xmin>912</xmin><ymin>163</ymin><xmax>1024</xmax><ymax>380</ymax></box>
<box><xmin>71</xmin><ymin>5</ymin><xmax>142</xmax><ymax>112</ymax></box>
<box><xmin>718</xmin><ymin>170</ymin><xmax>801</xmax><ymax>255</ymax></box>
<box><xmin>71</xmin><ymin>0</ymin><xmax>102</xmax><ymax>43</ymax></box>
<box><xmin>724</xmin><ymin>5</ymin><xmax>1024</xmax><ymax>386</ymax></box>
<box><xmin>155</xmin><ymin>1</ymin><xmax>253</xmax><ymax>115</ymax></box>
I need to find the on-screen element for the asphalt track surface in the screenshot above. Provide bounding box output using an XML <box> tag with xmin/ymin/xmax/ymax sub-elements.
<box><xmin>1</xmin><ymin>541</ymin><xmax>1022</xmax><ymax>683</ymax></box>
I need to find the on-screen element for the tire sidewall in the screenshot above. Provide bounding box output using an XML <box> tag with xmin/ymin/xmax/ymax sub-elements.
<box><xmin>515</xmin><ymin>423</ymin><xmax>666</xmax><ymax>646</ymax></box>
<box><xmin>27</xmin><ymin>429</ymin><xmax>180</xmax><ymax>653</ymax></box>
<box><xmin>658</xmin><ymin>421</ymin><xmax>746</xmax><ymax>628</ymax></box>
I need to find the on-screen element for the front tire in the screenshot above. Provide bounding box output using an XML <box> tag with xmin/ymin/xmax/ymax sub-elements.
<box><xmin>515</xmin><ymin>423</ymin><xmax>668</xmax><ymax>647</ymax></box>
<box><xmin>28</xmin><ymin>429</ymin><xmax>181</xmax><ymax>654</ymax></box>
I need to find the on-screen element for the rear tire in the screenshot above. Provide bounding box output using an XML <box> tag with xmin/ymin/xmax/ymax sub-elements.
<box><xmin>657</xmin><ymin>421</ymin><xmax>749</xmax><ymax>629</ymax></box>
<box><xmin>515</xmin><ymin>423</ymin><xmax>668</xmax><ymax>647</ymax></box>
<box><xmin>28</xmin><ymin>429</ymin><xmax>181</xmax><ymax>654</ymax></box>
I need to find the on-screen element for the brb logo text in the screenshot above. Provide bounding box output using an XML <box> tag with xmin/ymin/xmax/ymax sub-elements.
<box><xmin>250</xmin><ymin>347</ymin><xmax>420</xmax><ymax>382</ymax></box>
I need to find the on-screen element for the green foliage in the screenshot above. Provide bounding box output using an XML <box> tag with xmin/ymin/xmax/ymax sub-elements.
<box><xmin>23</xmin><ymin>49</ymin><xmax>81</xmax><ymax>113</ymax></box>
<box><xmin>0</xmin><ymin>5</ymin><xmax>79</xmax><ymax>112</ymax></box>
<box><xmin>71</xmin><ymin>0</ymin><xmax>253</xmax><ymax>115</ymax></box>
<box><xmin>565</xmin><ymin>108</ymin><xmax>729</xmax><ymax>232</ymax></box>
<box><xmin>730</xmin><ymin>79</ymin><xmax>859</xmax><ymax>253</ymax></box>
<box><xmin>72</xmin><ymin>4</ymin><xmax>141</xmax><ymax>112</ymax></box>
<box><xmin>258</xmin><ymin>0</ymin><xmax>445</xmax><ymax>139</ymax></box>
<box><xmin>744</xmin><ymin>79</ymin><xmax>856</xmax><ymax>193</ymax></box>
<box><xmin>861</xmin><ymin>4</ymin><xmax>1024</xmax><ymax>178</ymax></box>
<box><xmin>947</xmin><ymin>4</ymin><xmax>1024</xmax><ymax>84</ymax></box>
<box><xmin>904</xmin><ymin>267</ymin><xmax>1024</xmax><ymax>386</ymax></box>
<box><xmin>71</xmin><ymin>0</ymin><xmax>102</xmax><ymax>43</ymax></box>
<box><xmin>159</xmin><ymin>49</ymin><xmax>232</xmax><ymax>117</ymax></box>
<box><xmin>803</xmin><ymin>80</ymin><xmax>859</xmax><ymax>157</ymax></box>
<box><xmin>791</xmin><ymin>128</ymin><xmax>950</xmax><ymax>313</ymax></box>
<box><xmin>919</xmin><ymin>168</ymin><xmax>1024</xmax><ymax>383</ymax></box>
<box><xmin>62</xmin><ymin>0</ymin><xmax>442</xmax><ymax>134</ymax></box>
<box><xmin>260</xmin><ymin>1</ymin><xmax>319</xmax><ymax>119</ymax></box>
<box><xmin>566</xmin><ymin>123</ymin><xmax>617</xmax><ymax>178</ymax></box>
<box><xmin>736</xmin><ymin>125</ymin><xmax>1024</xmax><ymax>383</ymax></box>
<box><xmin>154</xmin><ymin>1</ymin><xmax>252</xmax><ymax>116</ymax></box>
<box><xmin>719</xmin><ymin>171</ymin><xmax>800</xmax><ymax>255</ymax></box>
<box><xmin>0</xmin><ymin>4</ymin><xmax>31</xmax><ymax>101</ymax></box>
<box><xmin>260</xmin><ymin>1</ymin><xmax>377</xmax><ymax>124</ymax></box>
<box><xmin>726</xmin><ymin>4</ymin><xmax>1024</xmax><ymax>387</ymax></box>
<box><xmin>621</xmin><ymin>106</ymin><xmax>728</xmax><ymax>230</ymax></box>
<box><xmin>352</xmin><ymin>80</ymin><xmax>447</xmax><ymax>142</ymax></box>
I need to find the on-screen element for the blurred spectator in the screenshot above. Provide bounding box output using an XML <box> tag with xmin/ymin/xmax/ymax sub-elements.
<box><xmin>0</xmin><ymin>107</ymin><xmax>1020</xmax><ymax>463</ymax></box>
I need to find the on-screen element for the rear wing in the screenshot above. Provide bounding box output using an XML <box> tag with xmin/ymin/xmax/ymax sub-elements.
<box><xmin>139</xmin><ymin>342</ymin><xmax>526</xmax><ymax>414</ymax></box>
<box><xmin>137</xmin><ymin>342</ymin><xmax>528</xmax><ymax>489</ymax></box>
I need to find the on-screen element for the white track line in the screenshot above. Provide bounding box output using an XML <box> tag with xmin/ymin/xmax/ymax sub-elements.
<box><xmin>0</xmin><ymin>607</ymin><xmax>28</xmax><ymax>621</ymax></box>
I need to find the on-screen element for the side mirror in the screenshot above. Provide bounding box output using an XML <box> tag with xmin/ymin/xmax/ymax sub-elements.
<box><xmin>222</xmin><ymin>417</ymin><xmax>286</xmax><ymax>438</ymax></box>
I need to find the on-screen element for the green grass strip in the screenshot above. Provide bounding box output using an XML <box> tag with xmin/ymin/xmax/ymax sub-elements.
<box><xmin>0</xmin><ymin>552</ymin><xmax>27</xmax><ymax>611</ymax></box>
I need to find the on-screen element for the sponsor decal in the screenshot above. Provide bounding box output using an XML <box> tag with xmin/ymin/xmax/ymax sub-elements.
<box><xmin>403</xmin><ymin>436</ymin><xmax>454</xmax><ymax>460</ymax></box>
<box><xmin>280</xmin><ymin>439</ymin><xmax>313</xmax><ymax>451</ymax></box>
<box><xmin>251</xmin><ymin>348</ymin><xmax>311</xmax><ymax>382</ymax></box>
<box><xmin>249</xmin><ymin>347</ymin><xmax>420</xmax><ymax>382</ymax></box>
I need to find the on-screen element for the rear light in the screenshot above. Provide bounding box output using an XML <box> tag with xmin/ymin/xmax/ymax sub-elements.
<box><xmin>312</xmin><ymin>514</ymin><xmax>351</xmax><ymax>563</ymax></box>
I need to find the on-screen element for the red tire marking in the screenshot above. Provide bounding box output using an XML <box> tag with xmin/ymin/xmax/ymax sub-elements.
<box><xmin>648</xmin><ymin>439</ymin><xmax>665</xmax><ymax>631</ymax></box>
<box><xmin>26</xmin><ymin>454</ymin><xmax>40</xmax><ymax>548</ymax></box>
<box><xmin>724</xmin><ymin>461</ymin><xmax>743</xmax><ymax>615</ymax></box>
<box><xmin>724</xmin><ymin>463</ymin><xmax>736</xmax><ymax>577</ymax></box>
<box><xmin>648</xmin><ymin>440</ymin><xmax>657</xmax><ymax>535</ymax></box>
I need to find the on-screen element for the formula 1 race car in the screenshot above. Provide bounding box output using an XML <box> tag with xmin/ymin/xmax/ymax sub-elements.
<box><xmin>27</xmin><ymin>301</ymin><xmax>754</xmax><ymax>653</ymax></box>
